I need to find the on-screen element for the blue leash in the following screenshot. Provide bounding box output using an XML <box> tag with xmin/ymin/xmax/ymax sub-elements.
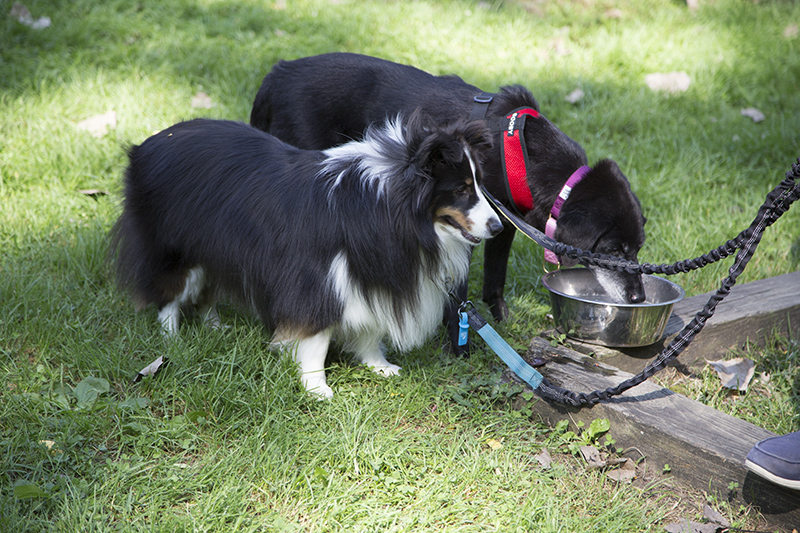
<box><xmin>459</xmin><ymin>304</ymin><xmax>543</xmax><ymax>391</ymax></box>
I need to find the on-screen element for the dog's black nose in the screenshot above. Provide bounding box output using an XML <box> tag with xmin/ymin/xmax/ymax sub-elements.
<box><xmin>628</xmin><ymin>291</ymin><xmax>646</xmax><ymax>304</ymax></box>
<box><xmin>487</xmin><ymin>218</ymin><xmax>504</xmax><ymax>237</ymax></box>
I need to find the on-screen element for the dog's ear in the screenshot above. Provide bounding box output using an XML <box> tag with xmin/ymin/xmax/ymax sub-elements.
<box><xmin>498</xmin><ymin>84</ymin><xmax>540</xmax><ymax>111</ymax></box>
<box><xmin>556</xmin><ymin>159</ymin><xmax>646</xmax><ymax>262</ymax></box>
<box><xmin>553</xmin><ymin>160</ymin><xmax>620</xmax><ymax>255</ymax></box>
<box><xmin>460</xmin><ymin>120</ymin><xmax>493</xmax><ymax>160</ymax></box>
<box><xmin>407</xmin><ymin>111</ymin><xmax>462</xmax><ymax>169</ymax></box>
<box><xmin>554</xmin><ymin>208</ymin><xmax>610</xmax><ymax>256</ymax></box>
<box><xmin>410</xmin><ymin>115</ymin><xmax>493</xmax><ymax>171</ymax></box>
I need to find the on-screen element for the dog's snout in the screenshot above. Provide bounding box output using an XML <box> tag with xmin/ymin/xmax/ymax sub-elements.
<box><xmin>628</xmin><ymin>291</ymin><xmax>646</xmax><ymax>304</ymax></box>
<box><xmin>627</xmin><ymin>279</ymin><xmax>646</xmax><ymax>304</ymax></box>
<box><xmin>487</xmin><ymin>217</ymin><xmax>504</xmax><ymax>237</ymax></box>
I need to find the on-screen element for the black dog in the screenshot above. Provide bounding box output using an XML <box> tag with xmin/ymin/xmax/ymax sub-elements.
<box><xmin>250</xmin><ymin>53</ymin><xmax>646</xmax><ymax>350</ymax></box>
<box><xmin>111</xmin><ymin>116</ymin><xmax>502</xmax><ymax>398</ymax></box>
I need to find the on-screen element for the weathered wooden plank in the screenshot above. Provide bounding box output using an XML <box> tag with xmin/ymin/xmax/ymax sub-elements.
<box><xmin>576</xmin><ymin>270</ymin><xmax>800</xmax><ymax>374</ymax></box>
<box><xmin>516</xmin><ymin>336</ymin><xmax>800</xmax><ymax>531</ymax></box>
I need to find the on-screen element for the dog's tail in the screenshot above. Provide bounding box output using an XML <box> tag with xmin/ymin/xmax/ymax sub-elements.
<box><xmin>107</xmin><ymin>146</ymin><xmax>174</xmax><ymax>311</ymax></box>
<box><xmin>107</xmin><ymin>196</ymin><xmax>157</xmax><ymax>311</ymax></box>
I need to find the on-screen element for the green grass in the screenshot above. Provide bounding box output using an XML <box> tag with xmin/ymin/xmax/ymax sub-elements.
<box><xmin>2</xmin><ymin>0</ymin><xmax>800</xmax><ymax>530</ymax></box>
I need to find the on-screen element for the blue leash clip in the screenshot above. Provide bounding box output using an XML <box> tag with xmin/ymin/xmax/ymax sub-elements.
<box><xmin>457</xmin><ymin>311</ymin><xmax>469</xmax><ymax>346</ymax></box>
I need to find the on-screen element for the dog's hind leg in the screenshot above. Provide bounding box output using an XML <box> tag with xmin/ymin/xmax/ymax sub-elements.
<box><xmin>196</xmin><ymin>285</ymin><xmax>226</xmax><ymax>331</ymax></box>
<box><xmin>273</xmin><ymin>329</ymin><xmax>334</xmax><ymax>399</ymax></box>
<box><xmin>157</xmin><ymin>301</ymin><xmax>181</xmax><ymax>337</ymax></box>
<box><xmin>156</xmin><ymin>266</ymin><xmax>208</xmax><ymax>337</ymax></box>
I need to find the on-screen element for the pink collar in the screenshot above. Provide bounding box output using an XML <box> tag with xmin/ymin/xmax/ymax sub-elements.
<box><xmin>544</xmin><ymin>165</ymin><xmax>592</xmax><ymax>265</ymax></box>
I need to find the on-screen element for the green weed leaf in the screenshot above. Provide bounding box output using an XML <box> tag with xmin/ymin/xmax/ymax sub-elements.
<box><xmin>51</xmin><ymin>384</ymin><xmax>74</xmax><ymax>409</ymax></box>
<box><xmin>586</xmin><ymin>418</ymin><xmax>611</xmax><ymax>440</ymax></box>
<box><xmin>13</xmin><ymin>481</ymin><xmax>49</xmax><ymax>499</ymax></box>
<box><xmin>118</xmin><ymin>397</ymin><xmax>149</xmax><ymax>410</ymax></box>
<box><xmin>185</xmin><ymin>410</ymin><xmax>208</xmax><ymax>424</ymax></box>
<box><xmin>313</xmin><ymin>466</ymin><xmax>329</xmax><ymax>486</ymax></box>
<box><xmin>74</xmin><ymin>376</ymin><xmax>110</xmax><ymax>409</ymax></box>
<box><xmin>122</xmin><ymin>422</ymin><xmax>148</xmax><ymax>435</ymax></box>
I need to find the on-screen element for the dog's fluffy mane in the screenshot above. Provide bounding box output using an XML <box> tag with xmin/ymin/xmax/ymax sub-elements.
<box><xmin>315</xmin><ymin>113</ymin><xmax>493</xmax><ymax>345</ymax></box>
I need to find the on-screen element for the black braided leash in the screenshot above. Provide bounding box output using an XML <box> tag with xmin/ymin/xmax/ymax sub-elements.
<box><xmin>484</xmin><ymin>159</ymin><xmax>800</xmax><ymax>406</ymax></box>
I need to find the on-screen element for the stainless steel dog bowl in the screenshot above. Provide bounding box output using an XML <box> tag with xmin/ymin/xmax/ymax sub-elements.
<box><xmin>541</xmin><ymin>268</ymin><xmax>685</xmax><ymax>347</ymax></box>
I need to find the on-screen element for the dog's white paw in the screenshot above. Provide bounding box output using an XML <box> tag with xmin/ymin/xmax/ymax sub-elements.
<box><xmin>310</xmin><ymin>385</ymin><xmax>334</xmax><ymax>400</ymax></box>
<box><xmin>369</xmin><ymin>363</ymin><xmax>402</xmax><ymax>377</ymax></box>
<box><xmin>302</xmin><ymin>375</ymin><xmax>334</xmax><ymax>400</ymax></box>
<box><xmin>201</xmin><ymin>307</ymin><xmax>228</xmax><ymax>330</ymax></box>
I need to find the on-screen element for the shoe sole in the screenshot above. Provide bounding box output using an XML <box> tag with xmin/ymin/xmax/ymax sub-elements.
<box><xmin>745</xmin><ymin>459</ymin><xmax>800</xmax><ymax>490</ymax></box>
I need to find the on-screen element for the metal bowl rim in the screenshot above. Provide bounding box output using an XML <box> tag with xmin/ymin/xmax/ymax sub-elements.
<box><xmin>541</xmin><ymin>268</ymin><xmax>685</xmax><ymax>308</ymax></box>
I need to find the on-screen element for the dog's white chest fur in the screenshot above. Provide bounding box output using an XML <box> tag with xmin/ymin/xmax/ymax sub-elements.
<box><xmin>328</xmin><ymin>233</ymin><xmax>470</xmax><ymax>352</ymax></box>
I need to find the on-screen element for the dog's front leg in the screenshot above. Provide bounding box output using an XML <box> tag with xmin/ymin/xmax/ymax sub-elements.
<box><xmin>349</xmin><ymin>335</ymin><xmax>401</xmax><ymax>377</ymax></box>
<box><xmin>199</xmin><ymin>303</ymin><xmax>225</xmax><ymax>330</ymax></box>
<box><xmin>482</xmin><ymin>224</ymin><xmax>516</xmax><ymax>322</ymax></box>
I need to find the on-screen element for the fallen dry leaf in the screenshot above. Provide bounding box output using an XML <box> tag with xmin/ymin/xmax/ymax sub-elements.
<box><xmin>784</xmin><ymin>24</ymin><xmax>799</xmax><ymax>39</ymax></box>
<box><xmin>565</xmin><ymin>88</ymin><xmax>584</xmax><ymax>104</ymax></box>
<box><xmin>534</xmin><ymin>448</ymin><xmax>552</xmax><ymax>469</ymax></box>
<box><xmin>663</xmin><ymin>520</ymin><xmax>723</xmax><ymax>533</ymax></box>
<box><xmin>132</xmin><ymin>355</ymin><xmax>167</xmax><ymax>383</ymax></box>
<box><xmin>39</xmin><ymin>439</ymin><xmax>63</xmax><ymax>454</ymax></box>
<box><xmin>702</xmin><ymin>504</ymin><xmax>729</xmax><ymax>528</ymax></box>
<box><xmin>76</xmin><ymin>111</ymin><xmax>117</xmax><ymax>138</ymax></box>
<box><xmin>191</xmin><ymin>91</ymin><xmax>215</xmax><ymax>109</ymax></box>
<box><xmin>706</xmin><ymin>357</ymin><xmax>755</xmax><ymax>391</ymax></box>
<box><xmin>645</xmin><ymin>72</ymin><xmax>691</xmax><ymax>94</ymax></box>
<box><xmin>486</xmin><ymin>438</ymin><xmax>503</xmax><ymax>451</ymax></box>
<box><xmin>606</xmin><ymin>458</ymin><xmax>637</xmax><ymax>484</ymax></box>
<box><xmin>580</xmin><ymin>445</ymin><xmax>605</xmax><ymax>469</ymax></box>
<box><xmin>9</xmin><ymin>3</ymin><xmax>30</xmax><ymax>19</ymax></box>
<box><xmin>78</xmin><ymin>189</ymin><xmax>109</xmax><ymax>198</ymax></box>
<box><xmin>740</xmin><ymin>107</ymin><xmax>765</xmax><ymax>123</ymax></box>
<box><xmin>551</xmin><ymin>37</ymin><xmax>571</xmax><ymax>56</ymax></box>
<box><xmin>10</xmin><ymin>2</ymin><xmax>50</xmax><ymax>29</ymax></box>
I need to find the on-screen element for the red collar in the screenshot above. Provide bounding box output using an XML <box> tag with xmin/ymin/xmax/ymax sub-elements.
<box><xmin>496</xmin><ymin>106</ymin><xmax>592</xmax><ymax>265</ymax></box>
<box><xmin>500</xmin><ymin>107</ymin><xmax>540</xmax><ymax>214</ymax></box>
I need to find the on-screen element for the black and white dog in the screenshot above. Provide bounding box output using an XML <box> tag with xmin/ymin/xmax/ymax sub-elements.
<box><xmin>250</xmin><ymin>53</ymin><xmax>646</xmax><ymax>349</ymax></box>
<box><xmin>111</xmin><ymin>115</ymin><xmax>502</xmax><ymax>398</ymax></box>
